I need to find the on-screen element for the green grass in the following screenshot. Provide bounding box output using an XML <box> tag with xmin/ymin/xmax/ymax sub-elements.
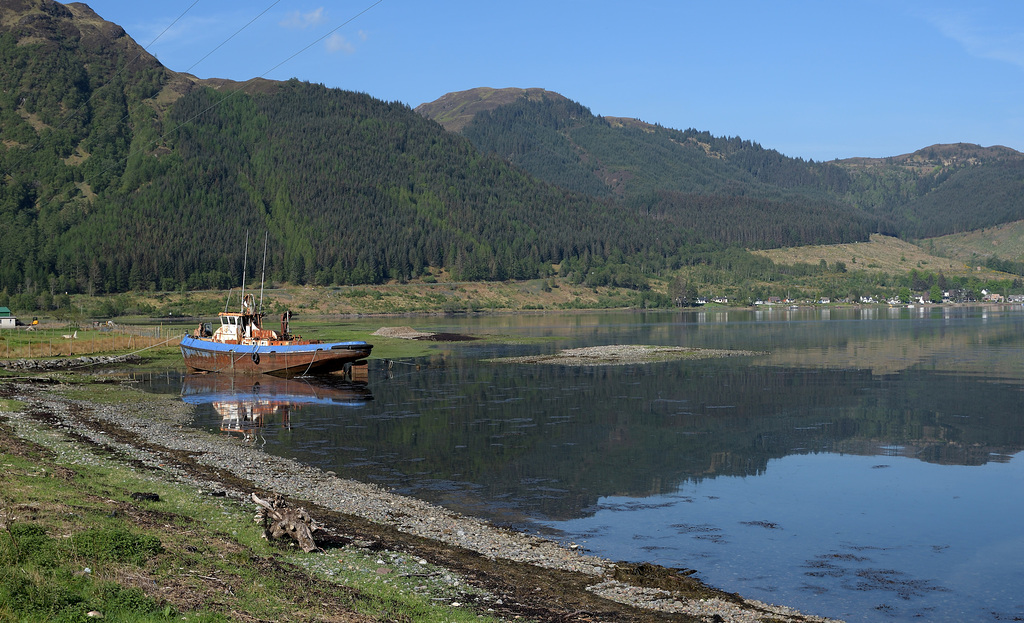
<box><xmin>56</xmin><ymin>382</ymin><xmax>171</xmax><ymax>405</ymax></box>
<box><xmin>924</xmin><ymin>220</ymin><xmax>1024</xmax><ymax>262</ymax></box>
<box><xmin>0</xmin><ymin>410</ymin><xmax>501</xmax><ymax>623</ymax></box>
<box><xmin>0</xmin><ymin>399</ymin><xmax>25</xmax><ymax>412</ymax></box>
<box><xmin>753</xmin><ymin>233</ymin><xmax>1003</xmax><ymax>278</ymax></box>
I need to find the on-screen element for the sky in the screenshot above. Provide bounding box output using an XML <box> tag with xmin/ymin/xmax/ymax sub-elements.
<box><xmin>79</xmin><ymin>0</ymin><xmax>1024</xmax><ymax>162</ymax></box>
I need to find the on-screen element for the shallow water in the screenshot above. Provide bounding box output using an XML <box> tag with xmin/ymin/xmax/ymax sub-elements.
<box><xmin>144</xmin><ymin>306</ymin><xmax>1024</xmax><ymax>622</ymax></box>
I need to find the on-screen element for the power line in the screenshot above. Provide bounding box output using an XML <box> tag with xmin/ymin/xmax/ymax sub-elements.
<box><xmin>183</xmin><ymin>1</ymin><xmax>282</xmax><ymax>75</ymax></box>
<box><xmin>0</xmin><ymin>0</ymin><xmax>201</xmax><ymax>180</ymax></box>
<box><xmin>3</xmin><ymin>0</ymin><xmax>386</xmax><ymax>206</ymax></box>
<box><xmin>141</xmin><ymin>0</ymin><xmax>203</xmax><ymax>50</ymax></box>
<box><xmin>260</xmin><ymin>0</ymin><xmax>384</xmax><ymax>80</ymax></box>
<box><xmin>88</xmin><ymin>0</ymin><xmax>387</xmax><ymax>186</ymax></box>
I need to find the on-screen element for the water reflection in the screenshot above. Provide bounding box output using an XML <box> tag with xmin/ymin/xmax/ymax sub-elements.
<box><xmin>180</xmin><ymin>374</ymin><xmax>372</xmax><ymax>441</ymax></box>
<box><xmin>171</xmin><ymin>315</ymin><xmax>1024</xmax><ymax>523</ymax></box>
<box><xmin>139</xmin><ymin>307</ymin><xmax>1024</xmax><ymax>622</ymax></box>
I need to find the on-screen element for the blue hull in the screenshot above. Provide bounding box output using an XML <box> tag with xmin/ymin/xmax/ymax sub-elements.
<box><xmin>180</xmin><ymin>335</ymin><xmax>372</xmax><ymax>377</ymax></box>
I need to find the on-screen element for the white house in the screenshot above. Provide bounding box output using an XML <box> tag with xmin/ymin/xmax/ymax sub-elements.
<box><xmin>0</xmin><ymin>307</ymin><xmax>16</xmax><ymax>329</ymax></box>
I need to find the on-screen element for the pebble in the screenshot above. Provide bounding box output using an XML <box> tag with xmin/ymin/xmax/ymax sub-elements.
<box><xmin>2</xmin><ymin>380</ymin><xmax>843</xmax><ymax>622</ymax></box>
<box><xmin>0</xmin><ymin>354</ymin><xmax>141</xmax><ymax>371</ymax></box>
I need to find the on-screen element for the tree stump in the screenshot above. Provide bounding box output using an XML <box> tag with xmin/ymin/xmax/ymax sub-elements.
<box><xmin>251</xmin><ymin>493</ymin><xmax>321</xmax><ymax>552</ymax></box>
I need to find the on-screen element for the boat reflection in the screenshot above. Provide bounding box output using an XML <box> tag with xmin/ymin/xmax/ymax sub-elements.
<box><xmin>180</xmin><ymin>374</ymin><xmax>372</xmax><ymax>440</ymax></box>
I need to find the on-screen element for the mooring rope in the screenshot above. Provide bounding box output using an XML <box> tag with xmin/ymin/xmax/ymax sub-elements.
<box><xmin>64</xmin><ymin>335</ymin><xmax>183</xmax><ymax>370</ymax></box>
<box><xmin>300</xmin><ymin>349</ymin><xmax>318</xmax><ymax>376</ymax></box>
<box><xmin>1</xmin><ymin>334</ymin><xmax>182</xmax><ymax>377</ymax></box>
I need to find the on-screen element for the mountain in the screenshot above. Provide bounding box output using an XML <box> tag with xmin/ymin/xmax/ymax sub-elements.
<box><xmin>1</xmin><ymin>0</ymin><xmax>698</xmax><ymax>297</ymax></box>
<box><xmin>3</xmin><ymin>1</ymin><xmax>1023</xmax><ymax>304</ymax></box>
<box><xmin>417</xmin><ymin>88</ymin><xmax>1024</xmax><ymax>243</ymax></box>
<box><xmin>420</xmin><ymin>89</ymin><xmax>881</xmax><ymax>246</ymax></box>
<box><xmin>835</xmin><ymin>144</ymin><xmax>1024</xmax><ymax>238</ymax></box>
<box><xmin>839</xmin><ymin>143</ymin><xmax>1022</xmax><ymax>168</ymax></box>
<box><xmin>414</xmin><ymin>86</ymin><xmax>568</xmax><ymax>133</ymax></box>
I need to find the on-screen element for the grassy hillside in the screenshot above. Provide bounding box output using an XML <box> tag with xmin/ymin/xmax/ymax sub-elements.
<box><xmin>752</xmin><ymin>234</ymin><xmax>996</xmax><ymax>277</ymax></box>
<box><xmin>922</xmin><ymin>221</ymin><xmax>1024</xmax><ymax>263</ymax></box>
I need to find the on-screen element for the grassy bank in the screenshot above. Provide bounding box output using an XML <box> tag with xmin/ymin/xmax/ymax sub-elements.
<box><xmin>0</xmin><ymin>393</ymin><xmax>499</xmax><ymax>623</ymax></box>
<box><xmin>0</xmin><ymin>327</ymin><xmax>177</xmax><ymax>361</ymax></box>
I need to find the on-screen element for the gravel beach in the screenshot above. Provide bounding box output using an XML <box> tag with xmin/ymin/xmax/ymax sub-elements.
<box><xmin>1</xmin><ymin>376</ymin><xmax>841</xmax><ymax>623</ymax></box>
<box><xmin>486</xmin><ymin>345</ymin><xmax>765</xmax><ymax>366</ymax></box>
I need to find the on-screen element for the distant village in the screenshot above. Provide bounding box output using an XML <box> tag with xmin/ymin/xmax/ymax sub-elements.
<box><xmin>700</xmin><ymin>290</ymin><xmax>1023</xmax><ymax>307</ymax></box>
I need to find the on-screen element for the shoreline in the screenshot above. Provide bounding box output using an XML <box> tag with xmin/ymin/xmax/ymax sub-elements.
<box><xmin>2</xmin><ymin>375</ymin><xmax>841</xmax><ymax>622</ymax></box>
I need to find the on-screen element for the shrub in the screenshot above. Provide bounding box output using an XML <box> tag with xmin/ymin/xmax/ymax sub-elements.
<box><xmin>70</xmin><ymin>528</ymin><xmax>163</xmax><ymax>566</ymax></box>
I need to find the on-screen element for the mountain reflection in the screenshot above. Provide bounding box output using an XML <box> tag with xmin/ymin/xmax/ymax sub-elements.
<box><xmin>203</xmin><ymin>358</ymin><xmax>1023</xmax><ymax>522</ymax></box>
<box><xmin>161</xmin><ymin>308</ymin><xmax>1024</xmax><ymax>524</ymax></box>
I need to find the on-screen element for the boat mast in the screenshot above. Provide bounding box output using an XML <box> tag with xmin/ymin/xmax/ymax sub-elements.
<box><xmin>240</xmin><ymin>230</ymin><xmax>250</xmax><ymax>313</ymax></box>
<box><xmin>258</xmin><ymin>232</ymin><xmax>269</xmax><ymax>315</ymax></box>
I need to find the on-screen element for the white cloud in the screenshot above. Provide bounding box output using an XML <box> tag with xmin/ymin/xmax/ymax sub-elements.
<box><xmin>926</xmin><ymin>8</ymin><xmax>1024</xmax><ymax>70</ymax></box>
<box><xmin>280</xmin><ymin>8</ymin><xmax>326</xmax><ymax>30</ymax></box>
<box><xmin>326</xmin><ymin>33</ymin><xmax>356</xmax><ymax>54</ymax></box>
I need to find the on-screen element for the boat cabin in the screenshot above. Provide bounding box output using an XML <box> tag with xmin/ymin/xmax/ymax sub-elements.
<box><xmin>214</xmin><ymin>312</ymin><xmax>250</xmax><ymax>342</ymax></box>
<box><xmin>211</xmin><ymin>311</ymin><xmax>279</xmax><ymax>344</ymax></box>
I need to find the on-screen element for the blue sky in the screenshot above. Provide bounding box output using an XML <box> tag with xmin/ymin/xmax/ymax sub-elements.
<box><xmin>82</xmin><ymin>1</ymin><xmax>1024</xmax><ymax>161</ymax></box>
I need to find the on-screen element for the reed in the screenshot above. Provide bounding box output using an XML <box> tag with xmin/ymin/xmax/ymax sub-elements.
<box><xmin>0</xmin><ymin>328</ymin><xmax>181</xmax><ymax>360</ymax></box>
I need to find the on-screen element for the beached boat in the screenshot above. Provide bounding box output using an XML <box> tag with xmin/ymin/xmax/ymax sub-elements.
<box><xmin>180</xmin><ymin>294</ymin><xmax>372</xmax><ymax>377</ymax></box>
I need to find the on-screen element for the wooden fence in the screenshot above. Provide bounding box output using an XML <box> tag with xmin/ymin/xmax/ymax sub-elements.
<box><xmin>0</xmin><ymin>325</ymin><xmax>184</xmax><ymax>360</ymax></box>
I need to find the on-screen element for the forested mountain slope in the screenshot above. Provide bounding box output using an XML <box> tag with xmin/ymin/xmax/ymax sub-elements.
<box><xmin>421</xmin><ymin>92</ymin><xmax>880</xmax><ymax>247</ymax></box>
<box><xmin>0</xmin><ymin>0</ymin><xmax>697</xmax><ymax>295</ymax></box>
<box><xmin>837</xmin><ymin>145</ymin><xmax>1024</xmax><ymax>238</ymax></box>
<box><xmin>418</xmin><ymin>89</ymin><xmax>1024</xmax><ymax>243</ymax></box>
<box><xmin>3</xmin><ymin>0</ymin><xmax>1023</xmax><ymax>301</ymax></box>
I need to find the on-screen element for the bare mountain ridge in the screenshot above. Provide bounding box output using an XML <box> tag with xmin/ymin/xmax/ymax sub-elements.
<box><xmin>1</xmin><ymin>0</ymin><xmax>285</xmax><ymax>141</ymax></box>
<box><xmin>838</xmin><ymin>142</ymin><xmax>1023</xmax><ymax>170</ymax></box>
<box><xmin>4</xmin><ymin>1</ymin><xmax>176</xmax><ymax>85</ymax></box>
<box><xmin>414</xmin><ymin>86</ymin><xmax>569</xmax><ymax>132</ymax></box>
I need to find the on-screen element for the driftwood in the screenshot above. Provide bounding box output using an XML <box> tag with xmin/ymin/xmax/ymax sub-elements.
<box><xmin>251</xmin><ymin>493</ymin><xmax>321</xmax><ymax>552</ymax></box>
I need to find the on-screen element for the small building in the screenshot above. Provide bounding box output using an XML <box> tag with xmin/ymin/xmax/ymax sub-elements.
<box><xmin>0</xmin><ymin>307</ymin><xmax>16</xmax><ymax>329</ymax></box>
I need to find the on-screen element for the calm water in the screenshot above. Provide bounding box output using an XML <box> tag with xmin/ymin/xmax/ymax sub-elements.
<box><xmin>144</xmin><ymin>306</ymin><xmax>1024</xmax><ymax>622</ymax></box>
